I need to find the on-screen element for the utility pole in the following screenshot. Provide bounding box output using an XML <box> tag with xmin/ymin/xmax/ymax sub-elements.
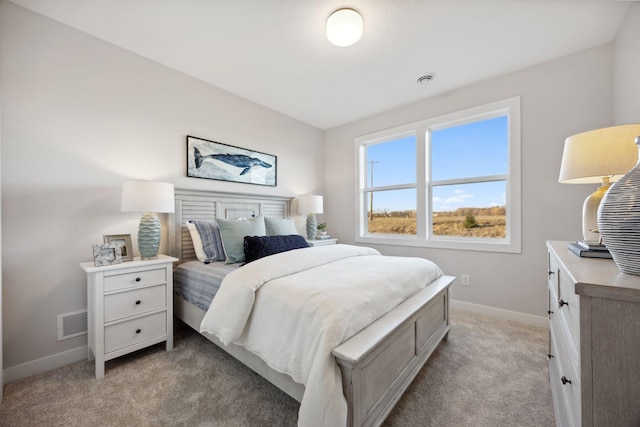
<box><xmin>369</xmin><ymin>160</ymin><xmax>379</xmax><ymax>221</ymax></box>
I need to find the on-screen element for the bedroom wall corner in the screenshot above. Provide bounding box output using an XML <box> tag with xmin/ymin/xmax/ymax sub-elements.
<box><xmin>613</xmin><ymin>2</ymin><xmax>640</xmax><ymax>124</ymax></box>
<box><xmin>0</xmin><ymin>1</ymin><xmax>324</xmax><ymax>380</ymax></box>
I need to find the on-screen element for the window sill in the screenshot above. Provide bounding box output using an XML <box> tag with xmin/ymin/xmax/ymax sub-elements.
<box><xmin>356</xmin><ymin>235</ymin><xmax>521</xmax><ymax>254</ymax></box>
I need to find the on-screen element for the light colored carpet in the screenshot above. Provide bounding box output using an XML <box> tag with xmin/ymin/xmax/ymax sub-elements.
<box><xmin>0</xmin><ymin>309</ymin><xmax>554</xmax><ymax>426</ymax></box>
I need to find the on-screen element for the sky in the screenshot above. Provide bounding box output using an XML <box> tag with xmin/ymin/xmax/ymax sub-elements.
<box><xmin>366</xmin><ymin>116</ymin><xmax>508</xmax><ymax>212</ymax></box>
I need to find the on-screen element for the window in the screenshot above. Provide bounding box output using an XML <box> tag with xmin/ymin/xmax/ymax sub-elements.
<box><xmin>356</xmin><ymin>97</ymin><xmax>521</xmax><ymax>253</ymax></box>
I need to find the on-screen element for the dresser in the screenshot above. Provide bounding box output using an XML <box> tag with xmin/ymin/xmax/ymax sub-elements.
<box><xmin>546</xmin><ymin>241</ymin><xmax>640</xmax><ymax>427</ymax></box>
<box><xmin>80</xmin><ymin>255</ymin><xmax>178</xmax><ymax>378</ymax></box>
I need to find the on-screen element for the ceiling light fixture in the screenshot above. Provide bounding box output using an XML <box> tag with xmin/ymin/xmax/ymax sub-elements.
<box><xmin>326</xmin><ymin>8</ymin><xmax>363</xmax><ymax>47</ymax></box>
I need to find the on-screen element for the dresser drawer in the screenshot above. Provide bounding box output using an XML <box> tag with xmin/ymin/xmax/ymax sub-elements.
<box><xmin>104</xmin><ymin>284</ymin><xmax>166</xmax><ymax>323</ymax></box>
<box><xmin>549</xmin><ymin>318</ymin><xmax>581</xmax><ymax>427</ymax></box>
<box><xmin>104</xmin><ymin>311</ymin><xmax>167</xmax><ymax>354</ymax></box>
<box><xmin>549</xmin><ymin>251</ymin><xmax>580</xmax><ymax>359</ymax></box>
<box><xmin>104</xmin><ymin>267</ymin><xmax>166</xmax><ymax>292</ymax></box>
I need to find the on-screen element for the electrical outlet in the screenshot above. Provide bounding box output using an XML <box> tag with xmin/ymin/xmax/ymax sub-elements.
<box><xmin>461</xmin><ymin>274</ymin><xmax>470</xmax><ymax>286</ymax></box>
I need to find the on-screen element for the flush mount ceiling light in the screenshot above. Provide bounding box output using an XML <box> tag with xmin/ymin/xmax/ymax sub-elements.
<box><xmin>326</xmin><ymin>8</ymin><xmax>363</xmax><ymax>47</ymax></box>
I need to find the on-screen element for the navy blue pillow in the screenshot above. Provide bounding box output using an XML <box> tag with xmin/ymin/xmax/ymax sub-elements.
<box><xmin>243</xmin><ymin>235</ymin><xmax>309</xmax><ymax>263</ymax></box>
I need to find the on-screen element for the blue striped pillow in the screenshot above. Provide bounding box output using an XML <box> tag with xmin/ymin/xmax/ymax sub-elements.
<box><xmin>190</xmin><ymin>220</ymin><xmax>225</xmax><ymax>263</ymax></box>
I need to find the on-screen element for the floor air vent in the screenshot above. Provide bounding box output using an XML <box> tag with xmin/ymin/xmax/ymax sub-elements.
<box><xmin>57</xmin><ymin>310</ymin><xmax>88</xmax><ymax>341</ymax></box>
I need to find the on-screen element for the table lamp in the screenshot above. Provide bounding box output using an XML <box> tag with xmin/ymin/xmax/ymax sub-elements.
<box><xmin>559</xmin><ymin>124</ymin><xmax>640</xmax><ymax>242</ymax></box>
<box><xmin>121</xmin><ymin>180</ymin><xmax>175</xmax><ymax>259</ymax></box>
<box><xmin>298</xmin><ymin>194</ymin><xmax>323</xmax><ymax>240</ymax></box>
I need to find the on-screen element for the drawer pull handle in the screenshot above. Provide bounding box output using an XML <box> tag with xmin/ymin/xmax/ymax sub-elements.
<box><xmin>548</xmin><ymin>354</ymin><xmax>554</xmax><ymax>359</ymax></box>
<box><xmin>548</xmin><ymin>270</ymin><xmax>555</xmax><ymax>278</ymax></box>
<box><xmin>547</xmin><ymin>310</ymin><xmax>554</xmax><ymax>315</ymax></box>
<box><xmin>135</xmin><ymin>277</ymin><xmax>141</xmax><ymax>282</ymax></box>
<box><xmin>135</xmin><ymin>300</ymin><xmax>141</xmax><ymax>305</ymax></box>
<box><xmin>558</xmin><ymin>299</ymin><xmax>568</xmax><ymax>308</ymax></box>
<box><xmin>136</xmin><ymin>329</ymin><xmax>141</xmax><ymax>334</ymax></box>
<box><xmin>561</xmin><ymin>376</ymin><xmax>572</xmax><ymax>385</ymax></box>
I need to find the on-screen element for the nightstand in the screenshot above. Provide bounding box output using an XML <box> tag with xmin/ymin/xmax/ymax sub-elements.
<box><xmin>80</xmin><ymin>255</ymin><xmax>178</xmax><ymax>378</ymax></box>
<box><xmin>307</xmin><ymin>238</ymin><xmax>338</xmax><ymax>246</ymax></box>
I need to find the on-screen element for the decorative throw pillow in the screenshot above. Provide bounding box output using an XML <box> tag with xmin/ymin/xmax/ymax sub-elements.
<box><xmin>186</xmin><ymin>222</ymin><xmax>206</xmax><ymax>261</ymax></box>
<box><xmin>265</xmin><ymin>216</ymin><xmax>298</xmax><ymax>236</ymax></box>
<box><xmin>243</xmin><ymin>235</ymin><xmax>310</xmax><ymax>263</ymax></box>
<box><xmin>216</xmin><ymin>215</ymin><xmax>266</xmax><ymax>264</ymax></box>
<box><xmin>186</xmin><ymin>220</ymin><xmax>225</xmax><ymax>263</ymax></box>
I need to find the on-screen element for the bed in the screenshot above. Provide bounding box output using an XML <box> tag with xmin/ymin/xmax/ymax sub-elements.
<box><xmin>169</xmin><ymin>189</ymin><xmax>454</xmax><ymax>427</ymax></box>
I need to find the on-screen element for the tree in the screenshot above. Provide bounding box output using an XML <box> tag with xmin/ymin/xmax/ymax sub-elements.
<box><xmin>463</xmin><ymin>215</ymin><xmax>478</xmax><ymax>229</ymax></box>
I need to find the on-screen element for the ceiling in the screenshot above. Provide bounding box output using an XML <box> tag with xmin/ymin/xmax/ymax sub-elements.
<box><xmin>9</xmin><ymin>0</ymin><xmax>635</xmax><ymax>130</ymax></box>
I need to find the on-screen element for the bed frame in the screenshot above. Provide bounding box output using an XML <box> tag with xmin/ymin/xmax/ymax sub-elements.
<box><xmin>169</xmin><ymin>188</ymin><xmax>454</xmax><ymax>427</ymax></box>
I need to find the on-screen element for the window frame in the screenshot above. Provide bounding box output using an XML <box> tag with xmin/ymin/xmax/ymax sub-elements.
<box><xmin>355</xmin><ymin>96</ymin><xmax>521</xmax><ymax>253</ymax></box>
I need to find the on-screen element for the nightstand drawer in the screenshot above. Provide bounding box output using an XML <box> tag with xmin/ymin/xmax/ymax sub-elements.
<box><xmin>104</xmin><ymin>311</ymin><xmax>167</xmax><ymax>354</ymax></box>
<box><xmin>104</xmin><ymin>268</ymin><xmax>166</xmax><ymax>292</ymax></box>
<box><xmin>104</xmin><ymin>284</ymin><xmax>167</xmax><ymax>323</ymax></box>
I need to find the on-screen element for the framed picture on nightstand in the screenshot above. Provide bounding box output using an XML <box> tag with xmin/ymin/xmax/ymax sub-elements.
<box><xmin>104</xmin><ymin>234</ymin><xmax>133</xmax><ymax>262</ymax></box>
<box><xmin>92</xmin><ymin>243</ymin><xmax>122</xmax><ymax>267</ymax></box>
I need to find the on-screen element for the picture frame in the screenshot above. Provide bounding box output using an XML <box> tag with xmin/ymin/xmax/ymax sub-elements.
<box><xmin>93</xmin><ymin>243</ymin><xmax>122</xmax><ymax>267</ymax></box>
<box><xmin>187</xmin><ymin>135</ymin><xmax>277</xmax><ymax>187</ymax></box>
<box><xmin>103</xmin><ymin>234</ymin><xmax>133</xmax><ymax>262</ymax></box>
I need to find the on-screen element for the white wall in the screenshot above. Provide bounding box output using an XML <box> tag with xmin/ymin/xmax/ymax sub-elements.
<box><xmin>0</xmin><ymin>1</ymin><xmax>323</xmax><ymax>374</ymax></box>
<box><xmin>324</xmin><ymin>44</ymin><xmax>614</xmax><ymax>322</ymax></box>
<box><xmin>614</xmin><ymin>2</ymin><xmax>640</xmax><ymax>124</ymax></box>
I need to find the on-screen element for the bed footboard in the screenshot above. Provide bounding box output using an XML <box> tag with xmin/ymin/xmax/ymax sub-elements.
<box><xmin>332</xmin><ymin>275</ymin><xmax>454</xmax><ymax>427</ymax></box>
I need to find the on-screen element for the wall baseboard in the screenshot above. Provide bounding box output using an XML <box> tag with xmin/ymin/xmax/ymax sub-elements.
<box><xmin>451</xmin><ymin>299</ymin><xmax>548</xmax><ymax>328</ymax></box>
<box><xmin>3</xmin><ymin>345</ymin><xmax>87</xmax><ymax>385</ymax></box>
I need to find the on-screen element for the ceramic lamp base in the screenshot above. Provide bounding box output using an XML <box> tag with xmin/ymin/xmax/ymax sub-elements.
<box><xmin>138</xmin><ymin>212</ymin><xmax>160</xmax><ymax>260</ymax></box>
<box><xmin>582</xmin><ymin>181</ymin><xmax>610</xmax><ymax>241</ymax></box>
<box><xmin>306</xmin><ymin>213</ymin><xmax>317</xmax><ymax>240</ymax></box>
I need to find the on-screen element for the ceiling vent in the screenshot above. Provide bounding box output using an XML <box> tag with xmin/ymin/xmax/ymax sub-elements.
<box><xmin>417</xmin><ymin>74</ymin><xmax>434</xmax><ymax>85</ymax></box>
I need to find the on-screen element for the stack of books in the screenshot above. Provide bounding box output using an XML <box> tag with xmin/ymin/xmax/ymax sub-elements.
<box><xmin>567</xmin><ymin>240</ymin><xmax>612</xmax><ymax>258</ymax></box>
<box><xmin>316</xmin><ymin>235</ymin><xmax>332</xmax><ymax>240</ymax></box>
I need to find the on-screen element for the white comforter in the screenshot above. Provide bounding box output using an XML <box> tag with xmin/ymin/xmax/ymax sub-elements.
<box><xmin>200</xmin><ymin>244</ymin><xmax>443</xmax><ymax>427</ymax></box>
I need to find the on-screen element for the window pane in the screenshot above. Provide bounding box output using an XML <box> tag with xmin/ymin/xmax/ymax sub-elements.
<box><xmin>366</xmin><ymin>135</ymin><xmax>416</xmax><ymax>187</ymax></box>
<box><xmin>367</xmin><ymin>188</ymin><xmax>416</xmax><ymax>235</ymax></box>
<box><xmin>432</xmin><ymin>181</ymin><xmax>506</xmax><ymax>238</ymax></box>
<box><xmin>431</xmin><ymin>116</ymin><xmax>508</xmax><ymax>181</ymax></box>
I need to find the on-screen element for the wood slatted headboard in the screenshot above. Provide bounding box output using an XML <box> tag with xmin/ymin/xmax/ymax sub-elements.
<box><xmin>168</xmin><ymin>189</ymin><xmax>293</xmax><ymax>264</ymax></box>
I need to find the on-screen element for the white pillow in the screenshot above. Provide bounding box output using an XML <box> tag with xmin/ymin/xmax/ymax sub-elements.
<box><xmin>186</xmin><ymin>222</ymin><xmax>207</xmax><ymax>262</ymax></box>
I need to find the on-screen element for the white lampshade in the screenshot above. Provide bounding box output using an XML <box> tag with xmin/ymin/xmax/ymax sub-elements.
<box><xmin>326</xmin><ymin>8</ymin><xmax>363</xmax><ymax>47</ymax></box>
<box><xmin>559</xmin><ymin>124</ymin><xmax>640</xmax><ymax>241</ymax></box>
<box><xmin>559</xmin><ymin>124</ymin><xmax>640</xmax><ymax>184</ymax></box>
<box><xmin>298</xmin><ymin>194</ymin><xmax>324</xmax><ymax>214</ymax></box>
<box><xmin>121</xmin><ymin>180</ymin><xmax>175</xmax><ymax>213</ymax></box>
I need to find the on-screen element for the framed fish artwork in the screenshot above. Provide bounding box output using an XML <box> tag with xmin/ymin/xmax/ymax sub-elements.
<box><xmin>186</xmin><ymin>135</ymin><xmax>277</xmax><ymax>187</ymax></box>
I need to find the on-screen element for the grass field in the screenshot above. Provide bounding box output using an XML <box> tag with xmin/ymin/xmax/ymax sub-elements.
<box><xmin>367</xmin><ymin>214</ymin><xmax>506</xmax><ymax>238</ymax></box>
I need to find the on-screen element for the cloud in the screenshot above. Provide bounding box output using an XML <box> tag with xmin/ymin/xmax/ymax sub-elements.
<box><xmin>445</xmin><ymin>197</ymin><xmax>464</xmax><ymax>204</ymax></box>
